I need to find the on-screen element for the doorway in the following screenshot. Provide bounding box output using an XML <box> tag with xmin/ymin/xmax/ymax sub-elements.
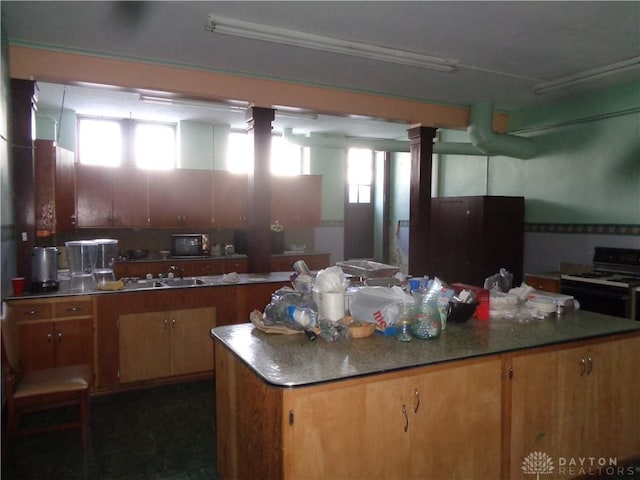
<box><xmin>344</xmin><ymin>148</ymin><xmax>375</xmax><ymax>260</ymax></box>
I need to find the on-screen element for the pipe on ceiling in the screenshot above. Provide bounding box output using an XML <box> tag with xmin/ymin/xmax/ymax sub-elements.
<box><xmin>284</xmin><ymin>103</ymin><xmax>536</xmax><ymax>159</ymax></box>
<box><xmin>467</xmin><ymin>102</ymin><xmax>537</xmax><ymax>159</ymax></box>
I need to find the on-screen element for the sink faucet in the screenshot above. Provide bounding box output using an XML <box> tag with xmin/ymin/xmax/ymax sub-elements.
<box><xmin>167</xmin><ymin>265</ymin><xmax>184</xmax><ymax>279</ymax></box>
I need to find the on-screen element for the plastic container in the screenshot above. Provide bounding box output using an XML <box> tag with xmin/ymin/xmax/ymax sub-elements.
<box><xmin>396</xmin><ymin>302</ymin><xmax>413</xmax><ymax>342</ymax></box>
<box><xmin>94</xmin><ymin>239</ymin><xmax>118</xmax><ymax>285</ymax></box>
<box><xmin>65</xmin><ymin>240</ymin><xmax>98</xmax><ymax>292</ymax></box>
<box><xmin>411</xmin><ymin>291</ymin><xmax>441</xmax><ymax>339</ymax></box>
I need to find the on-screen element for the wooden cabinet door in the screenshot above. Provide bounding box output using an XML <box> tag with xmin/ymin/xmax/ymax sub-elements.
<box><xmin>148</xmin><ymin>169</ymin><xmax>212</xmax><ymax>227</ymax></box>
<box><xmin>54</xmin><ymin>146</ymin><xmax>77</xmax><ymax>232</ymax></box>
<box><xmin>271</xmin><ymin>175</ymin><xmax>322</xmax><ymax>227</ymax></box>
<box><xmin>408</xmin><ymin>359</ymin><xmax>502</xmax><ymax>479</ymax></box>
<box><xmin>586</xmin><ymin>336</ymin><xmax>640</xmax><ymax>460</ymax></box>
<box><xmin>17</xmin><ymin>321</ymin><xmax>56</xmax><ymax>373</ymax></box>
<box><xmin>175</xmin><ymin>169</ymin><xmax>212</xmax><ymax>227</ymax></box>
<box><xmin>34</xmin><ymin>140</ymin><xmax>76</xmax><ymax>234</ymax></box>
<box><xmin>294</xmin><ymin>175</ymin><xmax>322</xmax><ymax>226</ymax></box>
<box><xmin>112</xmin><ymin>167</ymin><xmax>149</xmax><ymax>227</ymax></box>
<box><xmin>54</xmin><ymin>318</ymin><xmax>93</xmax><ymax>368</ymax></box>
<box><xmin>119</xmin><ymin>312</ymin><xmax>171</xmax><ymax>383</ymax></box>
<box><xmin>510</xmin><ymin>345</ymin><xmax>595</xmax><ymax>479</ymax></box>
<box><xmin>170</xmin><ymin>307</ymin><xmax>216</xmax><ymax>376</ymax></box>
<box><xmin>148</xmin><ymin>170</ymin><xmax>183</xmax><ymax>227</ymax></box>
<box><xmin>288</xmin><ymin>381</ymin><xmax>373</xmax><ymax>480</ymax></box>
<box><xmin>212</xmin><ymin>170</ymin><xmax>249</xmax><ymax>228</ymax></box>
<box><xmin>76</xmin><ymin>164</ymin><xmax>115</xmax><ymax>227</ymax></box>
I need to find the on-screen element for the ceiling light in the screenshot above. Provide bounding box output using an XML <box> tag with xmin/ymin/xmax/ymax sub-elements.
<box><xmin>206</xmin><ymin>14</ymin><xmax>457</xmax><ymax>73</ymax></box>
<box><xmin>534</xmin><ymin>56</ymin><xmax>640</xmax><ymax>95</ymax></box>
<box><xmin>139</xmin><ymin>95</ymin><xmax>248</xmax><ymax>113</ymax></box>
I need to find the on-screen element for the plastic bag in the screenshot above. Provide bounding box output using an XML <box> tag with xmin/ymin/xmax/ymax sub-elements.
<box><xmin>349</xmin><ymin>286</ymin><xmax>413</xmax><ymax>330</ymax></box>
<box><xmin>483</xmin><ymin>268</ymin><xmax>513</xmax><ymax>292</ymax></box>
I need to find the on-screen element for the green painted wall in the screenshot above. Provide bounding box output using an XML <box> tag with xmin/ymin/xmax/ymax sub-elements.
<box><xmin>178</xmin><ymin>120</ymin><xmax>213</xmax><ymax>169</ymax></box>
<box><xmin>36</xmin><ymin>106</ymin><xmax>76</xmax><ymax>151</ymax></box>
<box><xmin>309</xmin><ymin>139</ymin><xmax>345</xmax><ymax>221</ymax></box>
<box><xmin>438</xmin><ymin>81</ymin><xmax>640</xmax><ymax>224</ymax></box>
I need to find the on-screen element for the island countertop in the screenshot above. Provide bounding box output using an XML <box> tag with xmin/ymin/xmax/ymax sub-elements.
<box><xmin>210</xmin><ymin>310</ymin><xmax>640</xmax><ymax>388</ymax></box>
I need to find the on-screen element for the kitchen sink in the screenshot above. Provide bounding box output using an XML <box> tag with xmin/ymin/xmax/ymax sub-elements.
<box><xmin>160</xmin><ymin>278</ymin><xmax>207</xmax><ymax>287</ymax></box>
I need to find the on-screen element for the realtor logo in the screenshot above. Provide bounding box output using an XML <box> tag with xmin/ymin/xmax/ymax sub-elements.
<box><xmin>522</xmin><ymin>451</ymin><xmax>555</xmax><ymax>479</ymax></box>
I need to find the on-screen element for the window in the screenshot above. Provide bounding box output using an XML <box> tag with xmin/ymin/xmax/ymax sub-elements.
<box><xmin>347</xmin><ymin>148</ymin><xmax>373</xmax><ymax>203</ymax></box>
<box><xmin>78</xmin><ymin>118</ymin><xmax>122</xmax><ymax>167</ymax></box>
<box><xmin>133</xmin><ymin>123</ymin><xmax>176</xmax><ymax>170</ymax></box>
<box><xmin>226</xmin><ymin>132</ymin><xmax>309</xmax><ymax>175</ymax></box>
<box><xmin>77</xmin><ymin>117</ymin><xmax>176</xmax><ymax>169</ymax></box>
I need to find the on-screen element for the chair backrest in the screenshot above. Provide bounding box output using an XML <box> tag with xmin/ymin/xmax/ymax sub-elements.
<box><xmin>1</xmin><ymin>302</ymin><xmax>21</xmax><ymax>373</ymax></box>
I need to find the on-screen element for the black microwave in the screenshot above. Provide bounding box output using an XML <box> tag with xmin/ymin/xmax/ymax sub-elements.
<box><xmin>171</xmin><ymin>234</ymin><xmax>210</xmax><ymax>257</ymax></box>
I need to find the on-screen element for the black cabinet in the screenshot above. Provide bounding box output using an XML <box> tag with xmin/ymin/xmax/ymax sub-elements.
<box><xmin>427</xmin><ymin>196</ymin><xmax>524</xmax><ymax>287</ymax></box>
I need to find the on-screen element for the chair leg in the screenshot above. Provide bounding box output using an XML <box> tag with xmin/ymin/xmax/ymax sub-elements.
<box><xmin>80</xmin><ymin>389</ymin><xmax>90</xmax><ymax>449</ymax></box>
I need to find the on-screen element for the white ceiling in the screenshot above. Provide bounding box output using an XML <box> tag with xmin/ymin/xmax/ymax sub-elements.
<box><xmin>3</xmin><ymin>1</ymin><xmax>639</xmax><ymax>139</ymax></box>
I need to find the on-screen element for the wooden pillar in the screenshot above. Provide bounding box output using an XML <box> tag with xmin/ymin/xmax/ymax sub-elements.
<box><xmin>10</xmin><ymin>79</ymin><xmax>37</xmax><ymax>281</ymax></box>
<box><xmin>408</xmin><ymin>126</ymin><xmax>437</xmax><ymax>276</ymax></box>
<box><xmin>246</xmin><ymin>107</ymin><xmax>275</xmax><ymax>273</ymax></box>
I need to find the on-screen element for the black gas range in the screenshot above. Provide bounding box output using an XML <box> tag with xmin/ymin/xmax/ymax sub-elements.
<box><xmin>561</xmin><ymin>247</ymin><xmax>640</xmax><ymax>320</ymax></box>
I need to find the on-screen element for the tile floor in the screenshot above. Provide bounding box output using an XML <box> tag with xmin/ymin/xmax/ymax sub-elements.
<box><xmin>1</xmin><ymin>379</ymin><xmax>220</xmax><ymax>480</ymax></box>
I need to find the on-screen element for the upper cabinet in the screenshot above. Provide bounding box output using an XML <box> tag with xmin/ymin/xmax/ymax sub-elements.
<box><xmin>74</xmin><ymin>166</ymin><xmax>322</xmax><ymax>230</ymax></box>
<box><xmin>76</xmin><ymin>164</ymin><xmax>149</xmax><ymax>228</ymax></box>
<box><xmin>211</xmin><ymin>170</ymin><xmax>249</xmax><ymax>228</ymax></box>
<box><xmin>34</xmin><ymin>139</ymin><xmax>76</xmax><ymax>236</ymax></box>
<box><xmin>271</xmin><ymin>175</ymin><xmax>322</xmax><ymax>228</ymax></box>
<box><xmin>148</xmin><ymin>169</ymin><xmax>212</xmax><ymax>228</ymax></box>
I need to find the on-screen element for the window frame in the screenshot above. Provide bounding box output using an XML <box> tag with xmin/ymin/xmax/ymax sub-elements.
<box><xmin>77</xmin><ymin>115</ymin><xmax>177</xmax><ymax>169</ymax></box>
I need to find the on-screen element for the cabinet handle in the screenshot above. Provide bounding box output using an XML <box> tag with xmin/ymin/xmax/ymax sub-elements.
<box><xmin>66</xmin><ymin>306</ymin><xmax>81</xmax><ymax>312</ymax></box>
<box><xmin>24</xmin><ymin>309</ymin><xmax>39</xmax><ymax>315</ymax></box>
<box><xmin>172</xmin><ymin>319</ymin><xmax>176</xmax><ymax>329</ymax></box>
<box><xmin>413</xmin><ymin>388</ymin><xmax>420</xmax><ymax>413</ymax></box>
<box><xmin>164</xmin><ymin>319</ymin><xmax>169</xmax><ymax>330</ymax></box>
<box><xmin>47</xmin><ymin>332</ymin><xmax>53</xmax><ymax>343</ymax></box>
<box><xmin>57</xmin><ymin>332</ymin><xmax>62</xmax><ymax>342</ymax></box>
<box><xmin>402</xmin><ymin>404</ymin><xmax>408</xmax><ymax>432</ymax></box>
<box><xmin>586</xmin><ymin>356</ymin><xmax>593</xmax><ymax>375</ymax></box>
<box><xmin>579</xmin><ymin>357</ymin><xmax>587</xmax><ymax>376</ymax></box>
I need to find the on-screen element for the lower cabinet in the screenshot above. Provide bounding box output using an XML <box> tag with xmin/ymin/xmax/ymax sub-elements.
<box><xmin>118</xmin><ymin>307</ymin><xmax>216</xmax><ymax>383</ymax></box>
<box><xmin>508</xmin><ymin>335</ymin><xmax>640</xmax><ymax>479</ymax></box>
<box><xmin>290</xmin><ymin>358</ymin><xmax>502</xmax><ymax>480</ymax></box>
<box><xmin>215</xmin><ymin>345</ymin><xmax>502</xmax><ymax>480</ymax></box>
<box><xmin>7</xmin><ymin>296</ymin><xmax>94</xmax><ymax>378</ymax></box>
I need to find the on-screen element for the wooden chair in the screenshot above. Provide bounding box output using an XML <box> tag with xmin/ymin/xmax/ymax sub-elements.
<box><xmin>1</xmin><ymin>307</ymin><xmax>92</xmax><ymax>449</ymax></box>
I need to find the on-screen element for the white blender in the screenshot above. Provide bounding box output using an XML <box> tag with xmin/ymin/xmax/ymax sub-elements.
<box><xmin>65</xmin><ymin>240</ymin><xmax>98</xmax><ymax>292</ymax></box>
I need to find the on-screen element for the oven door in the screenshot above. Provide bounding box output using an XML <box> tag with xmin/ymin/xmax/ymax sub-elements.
<box><xmin>561</xmin><ymin>281</ymin><xmax>632</xmax><ymax>319</ymax></box>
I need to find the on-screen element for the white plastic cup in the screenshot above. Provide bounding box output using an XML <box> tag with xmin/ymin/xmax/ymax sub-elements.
<box><xmin>315</xmin><ymin>291</ymin><xmax>345</xmax><ymax>322</ymax></box>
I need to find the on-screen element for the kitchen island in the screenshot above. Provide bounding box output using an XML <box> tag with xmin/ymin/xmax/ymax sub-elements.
<box><xmin>211</xmin><ymin>311</ymin><xmax>640</xmax><ymax>480</ymax></box>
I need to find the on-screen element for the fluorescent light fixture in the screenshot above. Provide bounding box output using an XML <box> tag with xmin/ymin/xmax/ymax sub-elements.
<box><xmin>206</xmin><ymin>14</ymin><xmax>457</xmax><ymax>73</ymax></box>
<box><xmin>534</xmin><ymin>56</ymin><xmax>640</xmax><ymax>95</ymax></box>
<box><xmin>139</xmin><ymin>95</ymin><xmax>248</xmax><ymax>113</ymax></box>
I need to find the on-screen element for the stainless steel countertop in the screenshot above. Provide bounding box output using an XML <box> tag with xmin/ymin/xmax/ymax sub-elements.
<box><xmin>5</xmin><ymin>272</ymin><xmax>293</xmax><ymax>300</ymax></box>
<box><xmin>210</xmin><ymin>311</ymin><xmax>640</xmax><ymax>388</ymax></box>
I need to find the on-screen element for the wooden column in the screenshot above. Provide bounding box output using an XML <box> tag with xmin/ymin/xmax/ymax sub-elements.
<box><xmin>10</xmin><ymin>79</ymin><xmax>37</xmax><ymax>281</ymax></box>
<box><xmin>246</xmin><ymin>107</ymin><xmax>275</xmax><ymax>273</ymax></box>
<box><xmin>408</xmin><ymin>126</ymin><xmax>437</xmax><ymax>276</ymax></box>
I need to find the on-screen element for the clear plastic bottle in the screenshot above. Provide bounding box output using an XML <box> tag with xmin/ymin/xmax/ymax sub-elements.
<box><xmin>287</xmin><ymin>305</ymin><xmax>317</xmax><ymax>329</ymax></box>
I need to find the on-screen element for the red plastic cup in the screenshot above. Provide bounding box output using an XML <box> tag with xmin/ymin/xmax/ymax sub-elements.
<box><xmin>12</xmin><ymin>277</ymin><xmax>26</xmax><ymax>296</ymax></box>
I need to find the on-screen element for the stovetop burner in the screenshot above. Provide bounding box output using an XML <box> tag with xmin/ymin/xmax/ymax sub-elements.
<box><xmin>561</xmin><ymin>247</ymin><xmax>640</xmax><ymax>289</ymax></box>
